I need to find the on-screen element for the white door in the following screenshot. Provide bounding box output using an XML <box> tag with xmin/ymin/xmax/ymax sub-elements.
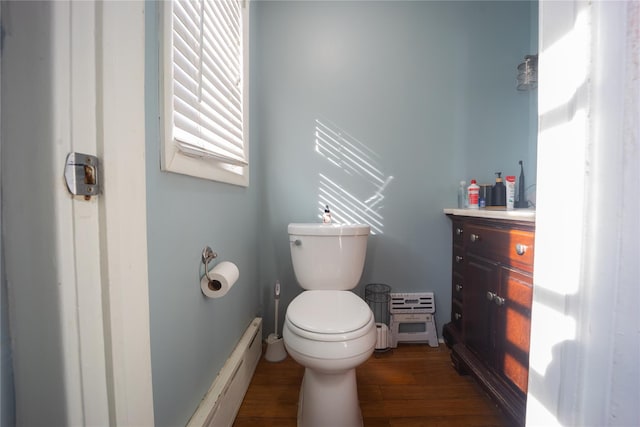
<box><xmin>2</xmin><ymin>1</ymin><xmax>154</xmax><ymax>425</ymax></box>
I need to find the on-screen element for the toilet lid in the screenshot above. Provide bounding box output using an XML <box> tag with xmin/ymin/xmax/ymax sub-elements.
<box><xmin>287</xmin><ymin>290</ymin><xmax>373</xmax><ymax>334</ymax></box>
<box><xmin>288</xmin><ymin>223</ymin><xmax>370</xmax><ymax>236</ymax></box>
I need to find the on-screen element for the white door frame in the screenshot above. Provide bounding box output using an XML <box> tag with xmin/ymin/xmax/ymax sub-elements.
<box><xmin>97</xmin><ymin>2</ymin><xmax>154</xmax><ymax>424</ymax></box>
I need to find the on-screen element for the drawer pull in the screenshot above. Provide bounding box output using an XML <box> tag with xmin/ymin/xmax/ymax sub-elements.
<box><xmin>494</xmin><ymin>296</ymin><xmax>505</xmax><ymax>306</ymax></box>
<box><xmin>455</xmin><ymin>255</ymin><xmax>464</xmax><ymax>263</ymax></box>
<box><xmin>486</xmin><ymin>291</ymin><xmax>496</xmax><ymax>301</ymax></box>
<box><xmin>456</xmin><ymin>227</ymin><xmax>464</xmax><ymax>236</ymax></box>
<box><xmin>454</xmin><ymin>313</ymin><xmax>462</xmax><ymax>320</ymax></box>
<box><xmin>515</xmin><ymin>243</ymin><xmax>527</xmax><ymax>256</ymax></box>
<box><xmin>455</xmin><ymin>284</ymin><xmax>463</xmax><ymax>292</ymax></box>
<box><xmin>470</xmin><ymin>233</ymin><xmax>480</xmax><ymax>242</ymax></box>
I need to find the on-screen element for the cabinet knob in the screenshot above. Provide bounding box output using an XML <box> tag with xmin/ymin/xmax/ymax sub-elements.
<box><xmin>454</xmin><ymin>313</ymin><xmax>462</xmax><ymax>320</ymax></box>
<box><xmin>456</xmin><ymin>227</ymin><xmax>464</xmax><ymax>236</ymax></box>
<box><xmin>455</xmin><ymin>255</ymin><xmax>464</xmax><ymax>263</ymax></box>
<box><xmin>486</xmin><ymin>291</ymin><xmax>496</xmax><ymax>301</ymax></box>
<box><xmin>494</xmin><ymin>296</ymin><xmax>505</xmax><ymax>306</ymax></box>
<box><xmin>515</xmin><ymin>243</ymin><xmax>527</xmax><ymax>256</ymax></box>
<box><xmin>455</xmin><ymin>284</ymin><xmax>463</xmax><ymax>292</ymax></box>
<box><xmin>470</xmin><ymin>233</ymin><xmax>480</xmax><ymax>242</ymax></box>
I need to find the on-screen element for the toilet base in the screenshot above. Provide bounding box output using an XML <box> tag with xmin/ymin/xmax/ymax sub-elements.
<box><xmin>297</xmin><ymin>367</ymin><xmax>363</xmax><ymax>427</ymax></box>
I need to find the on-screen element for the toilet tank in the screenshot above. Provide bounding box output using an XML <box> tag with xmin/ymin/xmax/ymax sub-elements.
<box><xmin>288</xmin><ymin>223</ymin><xmax>370</xmax><ymax>290</ymax></box>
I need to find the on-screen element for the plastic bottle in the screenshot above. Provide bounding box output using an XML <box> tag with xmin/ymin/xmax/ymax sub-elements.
<box><xmin>457</xmin><ymin>181</ymin><xmax>467</xmax><ymax>208</ymax></box>
<box><xmin>322</xmin><ymin>205</ymin><xmax>332</xmax><ymax>223</ymax></box>
<box><xmin>491</xmin><ymin>172</ymin><xmax>506</xmax><ymax>206</ymax></box>
<box><xmin>467</xmin><ymin>180</ymin><xmax>480</xmax><ymax>209</ymax></box>
<box><xmin>505</xmin><ymin>175</ymin><xmax>516</xmax><ymax>210</ymax></box>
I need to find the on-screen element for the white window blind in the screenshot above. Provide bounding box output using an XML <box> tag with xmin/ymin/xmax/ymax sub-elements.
<box><xmin>172</xmin><ymin>0</ymin><xmax>246</xmax><ymax>165</ymax></box>
<box><xmin>162</xmin><ymin>0</ymin><xmax>249</xmax><ymax>185</ymax></box>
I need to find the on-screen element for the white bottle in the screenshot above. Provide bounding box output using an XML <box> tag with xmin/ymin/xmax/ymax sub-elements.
<box><xmin>322</xmin><ymin>205</ymin><xmax>332</xmax><ymax>223</ymax></box>
<box><xmin>505</xmin><ymin>175</ymin><xmax>516</xmax><ymax>210</ymax></box>
<box><xmin>468</xmin><ymin>180</ymin><xmax>480</xmax><ymax>209</ymax></box>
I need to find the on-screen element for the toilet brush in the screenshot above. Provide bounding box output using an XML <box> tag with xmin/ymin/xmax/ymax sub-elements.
<box><xmin>265</xmin><ymin>280</ymin><xmax>287</xmax><ymax>362</ymax></box>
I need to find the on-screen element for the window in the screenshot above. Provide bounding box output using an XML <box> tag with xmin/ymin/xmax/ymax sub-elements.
<box><xmin>161</xmin><ymin>0</ymin><xmax>249</xmax><ymax>186</ymax></box>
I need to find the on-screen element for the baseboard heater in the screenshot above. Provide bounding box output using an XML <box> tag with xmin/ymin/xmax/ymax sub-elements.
<box><xmin>187</xmin><ymin>317</ymin><xmax>263</xmax><ymax>427</ymax></box>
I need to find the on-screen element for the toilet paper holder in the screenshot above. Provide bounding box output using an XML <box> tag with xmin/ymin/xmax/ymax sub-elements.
<box><xmin>202</xmin><ymin>246</ymin><xmax>220</xmax><ymax>290</ymax></box>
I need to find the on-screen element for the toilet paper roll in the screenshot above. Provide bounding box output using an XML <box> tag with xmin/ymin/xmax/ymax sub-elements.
<box><xmin>200</xmin><ymin>261</ymin><xmax>239</xmax><ymax>298</ymax></box>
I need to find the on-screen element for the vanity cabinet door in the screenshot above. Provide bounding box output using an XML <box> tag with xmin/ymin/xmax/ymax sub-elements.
<box><xmin>496</xmin><ymin>267</ymin><xmax>533</xmax><ymax>394</ymax></box>
<box><xmin>463</xmin><ymin>253</ymin><xmax>499</xmax><ymax>364</ymax></box>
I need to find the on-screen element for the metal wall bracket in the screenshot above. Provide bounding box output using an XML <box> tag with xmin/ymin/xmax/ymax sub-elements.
<box><xmin>64</xmin><ymin>152</ymin><xmax>102</xmax><ymax>199</ymax></box>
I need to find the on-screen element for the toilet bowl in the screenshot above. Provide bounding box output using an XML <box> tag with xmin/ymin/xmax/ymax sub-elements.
<box><xmin>284</xmin><ymin>290</ymin><xmax>376</xmax><ymax>427</ymax></box>
<box><xmin>284</xmin><ymin>223</ymin><xmax>375</xmax><ymax>427</ymax></box>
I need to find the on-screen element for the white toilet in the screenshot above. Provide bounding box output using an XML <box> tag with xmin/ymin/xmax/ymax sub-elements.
<box><xmin>283</xmin><ymin>223</ymin><xmax>376</xmax><ymax>427</ymax></box>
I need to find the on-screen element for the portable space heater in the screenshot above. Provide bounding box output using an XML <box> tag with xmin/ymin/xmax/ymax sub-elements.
<box><xmin>389</xmin><ymin>292</ymin><xmax>439</xmax><ymax>348</ymax></box>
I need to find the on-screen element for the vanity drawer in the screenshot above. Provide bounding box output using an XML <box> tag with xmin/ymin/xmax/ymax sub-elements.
<box><xmin>453</xmin><ymin>247</ymin><xmax>465</xmax><ymax>274</ymax></box>
<box><xmin>465</xmin><ymin>224</ymin><xmax>535</xmax><ymax>272</ymax></box>
<box><xmin>452</xmin><ymin>272</ymin><xmax>464</xmax><ymax>303</ymax></box>
<box><xmin>452</xmin><ymin>220</ymin><xmax>465</xmax><ymax>246</ymax></box>
<box><xmin>451</xmin><ymin>301</ymin><xmax>463</xmax><ymax>332</ymax></box>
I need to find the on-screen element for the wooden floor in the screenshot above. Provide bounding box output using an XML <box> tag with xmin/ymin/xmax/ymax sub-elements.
<box><xmin>234</xmin><ymin>344</ymin><xmax>510</xmax><ymax>426</ymax></box>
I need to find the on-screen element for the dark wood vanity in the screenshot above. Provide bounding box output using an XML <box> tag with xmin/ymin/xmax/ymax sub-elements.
<box><xmin>443</xmin><ymin>211</ymin><xmax>535</xmax><ymax>426</ymax></box>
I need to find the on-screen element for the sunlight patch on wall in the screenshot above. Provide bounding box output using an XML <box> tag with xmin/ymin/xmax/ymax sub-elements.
<box><xmin>314</xmin><ymin>119</ymin><xmax>393</xmax><ymax>235</ymax></box>
<box><xmin>535</xmin><ymin>108</ymin><xmax>587</xmax><ymax>297</ymax></box>
<box><xmin>318</xmin><ymin>173</ymin><xmax>384</xmax><ymax>234</ymax></box>
<box><xmin>538</xmin><ymin>9</ymin><xmax>590</xmax><ymax>116</ymax></box>
<box><xmin>528</xmin><ymin>302</ymin><xmax>576</xmax><ymax>376</ymax></box>
<box><xmin>526</xmin><ymin>395</ymin><xmax>563</xmax><ymax>427</ymax></box>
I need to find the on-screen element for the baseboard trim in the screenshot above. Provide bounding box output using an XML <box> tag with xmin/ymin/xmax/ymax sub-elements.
<box><xmin>187</xmin><ymin>317</ymin><xmax>263</xmax><ymax>427</ymax></box>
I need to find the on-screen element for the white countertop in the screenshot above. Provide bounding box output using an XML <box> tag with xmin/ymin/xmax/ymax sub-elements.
<box><xmin>443</xmin><ymin>208</ymin><xmax>536</xmax><ymax>222</ymax></box>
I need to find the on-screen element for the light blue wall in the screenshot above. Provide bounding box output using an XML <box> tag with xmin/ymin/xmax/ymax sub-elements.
<box><xmin>460</xmin><ymin>2</ymin><xmax>537</xmax><ymax>185</ymax></box>
<box><xmin>253</xmin><ymin>1</ymin><xmax>536</xmax><ymax>337</ymax></box>
<box><xmin>145</xmin><ymin>2</ymin><xmax>262</xmax><ymax>425</ymax></box>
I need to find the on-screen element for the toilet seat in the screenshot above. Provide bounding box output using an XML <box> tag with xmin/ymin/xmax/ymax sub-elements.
<box><xmin>286</xmin><ymin>290</ymin><xmax>374</xmax><ymax>342</ymax></box>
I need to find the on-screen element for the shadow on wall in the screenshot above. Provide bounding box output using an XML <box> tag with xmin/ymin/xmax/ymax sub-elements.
<box><xmin>314</xmin><ymin>118</ymin><xmax>393</xmax><ymax>235</ymax></box>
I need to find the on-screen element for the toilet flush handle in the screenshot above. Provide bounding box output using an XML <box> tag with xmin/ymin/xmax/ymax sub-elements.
<box><xmin>290</xmin><ymin>238</ymin><xmax>302</xmax><ymax>246</ymax></box>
